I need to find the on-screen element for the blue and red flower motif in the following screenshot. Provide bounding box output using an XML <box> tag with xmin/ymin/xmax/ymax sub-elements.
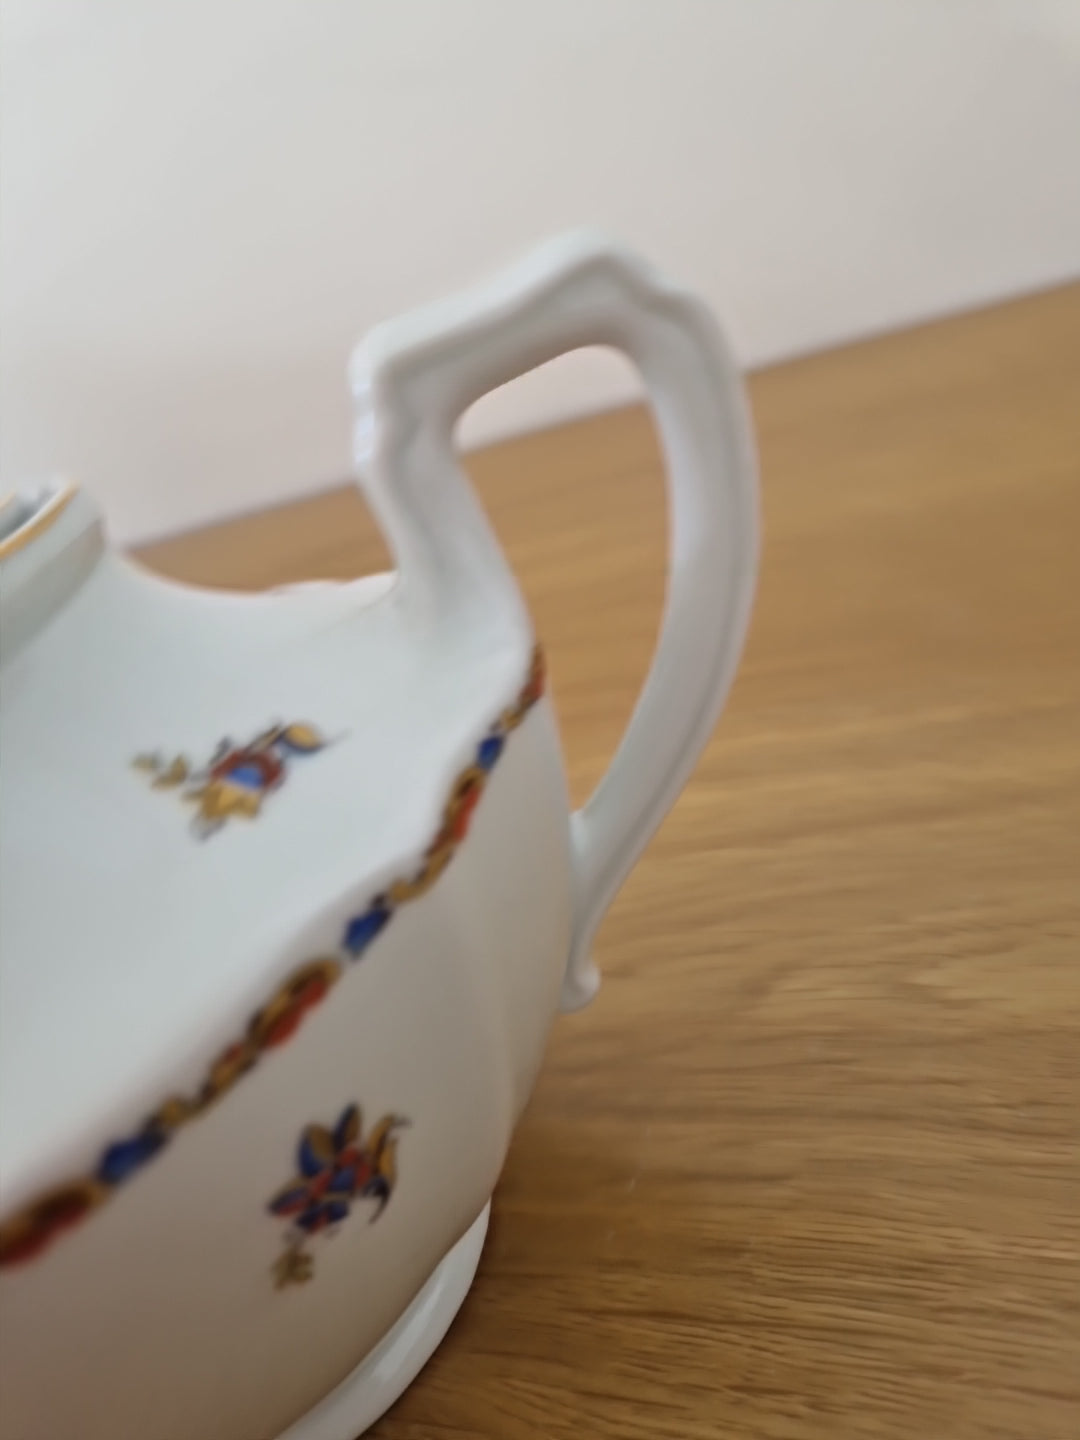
<box><xmin>268</xmin><ymin>1104</ymin><xmax>407</xmax><ymax>1287</ymax></box>
<box><xmin>134</xmin><ymin>721</ymin><xmax>329</xmax><ymax>838</ymax></box>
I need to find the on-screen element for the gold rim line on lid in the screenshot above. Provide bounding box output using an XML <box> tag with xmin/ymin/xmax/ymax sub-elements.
<box><xmin>0</xmin><ymin>484</ymin><xmax>79</xmax><ymax>561</ymax></box>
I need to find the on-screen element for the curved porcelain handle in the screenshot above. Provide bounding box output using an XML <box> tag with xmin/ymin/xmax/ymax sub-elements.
<box><xmin>350</xmin><ymin>232</ymin><xmax>758</xmax><ymax>1011</ymax></box>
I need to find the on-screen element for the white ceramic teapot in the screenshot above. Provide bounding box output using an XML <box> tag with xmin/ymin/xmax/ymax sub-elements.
<box><xmin>0</xmin><ymin>233</ymin><xmax>758</xmax><ymax>1440</ymax></box>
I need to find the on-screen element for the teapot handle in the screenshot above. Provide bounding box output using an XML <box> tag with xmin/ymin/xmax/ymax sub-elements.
<box><xmin>350</xmin><ymin>232</ymin><xmax>758</xmax><ymax>1011</ymax></box>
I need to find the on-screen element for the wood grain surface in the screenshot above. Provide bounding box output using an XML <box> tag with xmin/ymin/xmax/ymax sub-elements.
<box><xmin>142</xmin><ymin>283</ymin><xmax>1080</xmax><ymax>1440</ymax></box>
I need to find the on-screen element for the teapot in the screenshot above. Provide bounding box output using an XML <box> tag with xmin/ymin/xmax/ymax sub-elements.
<box><xmin>0</xmin><ymin>233</ymin><xmax>758</xmax><ymax>1440</ymax></box>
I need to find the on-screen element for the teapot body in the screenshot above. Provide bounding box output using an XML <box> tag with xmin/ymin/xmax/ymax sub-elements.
<box><xmin>0</xmin><ymin>623</ymin><xmax>569</xmax><ymax>1440</ymax></box>
<box><xmin>1</xmin><ymin>232</ymin><xmax>759</xmax><ymax>1440</ymax></box>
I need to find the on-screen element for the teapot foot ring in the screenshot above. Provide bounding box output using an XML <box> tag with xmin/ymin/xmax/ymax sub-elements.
<box><xmin>274</xmin><ymin>1202</ymin><xmax>490</xmax><ymax>1440</ymax></box>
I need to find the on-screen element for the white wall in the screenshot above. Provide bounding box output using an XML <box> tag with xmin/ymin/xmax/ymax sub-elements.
<box><xmin>3</xmin><ymin>0</ymin><xmax>1079</xmax><ymax>544</ymax></box>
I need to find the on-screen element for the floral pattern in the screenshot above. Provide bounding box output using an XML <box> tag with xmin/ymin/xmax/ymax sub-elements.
<box><xmin>134</xmin><ymin>722</ymin><xmax>329</xmax><ymax>837</ymax></box>
<box><xmin>0</xmin><ymin>646</ymin><xmax>545</xmax><ymax>1270</ymax></box>
<box><xmin>268</xmin><ymin>1104</ymin><xmax>407</xmax><ymax>1288</ymax></box>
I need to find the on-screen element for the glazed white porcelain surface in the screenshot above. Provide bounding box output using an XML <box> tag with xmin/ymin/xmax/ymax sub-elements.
<box><xmin>0</xmin><ymin>232</ymin><xmax>758</xmax><ymax>1440</ymax></box>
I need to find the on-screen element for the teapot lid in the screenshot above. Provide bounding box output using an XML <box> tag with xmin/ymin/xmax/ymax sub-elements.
<box><xmin>0</xmin><ymin>481</ymin><xmax>106</xmax><ymax>662</ymax></box>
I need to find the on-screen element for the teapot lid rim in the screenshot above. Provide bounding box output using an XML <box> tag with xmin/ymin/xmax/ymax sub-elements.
<box><xmin>0</xmin><ymin>481</ymin><xmax>80</xmax><ymax>561</ymax></box>
<box><xmin>0</xmin><ymin>482</ymin><xmax>107</xmax><ymax>662</ymax></box>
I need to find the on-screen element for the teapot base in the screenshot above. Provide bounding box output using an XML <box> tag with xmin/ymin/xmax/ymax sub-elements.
<box><xmin>275</xmin><ymin>1202</ymin><xmax>490</xmax><ymax>1440</ymax></box>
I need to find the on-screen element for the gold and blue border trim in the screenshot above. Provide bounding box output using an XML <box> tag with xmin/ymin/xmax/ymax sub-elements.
<box><xmin>0</xmin><ymin>645</ymin><xmax>545</xmax><ymax>1270</ymax></box>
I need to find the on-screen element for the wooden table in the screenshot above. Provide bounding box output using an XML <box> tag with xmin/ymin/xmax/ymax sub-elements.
<box><xmin>143</xmin><ymin>284</ymin><xmax>1080</xmax><ymax>1440</ymax></box>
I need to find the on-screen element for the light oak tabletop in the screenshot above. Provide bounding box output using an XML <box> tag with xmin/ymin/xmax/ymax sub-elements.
<box><xmin>143</xmin><ymin>282</ymin><xmax>1080</xmax><ymax>1440</ymax></box>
